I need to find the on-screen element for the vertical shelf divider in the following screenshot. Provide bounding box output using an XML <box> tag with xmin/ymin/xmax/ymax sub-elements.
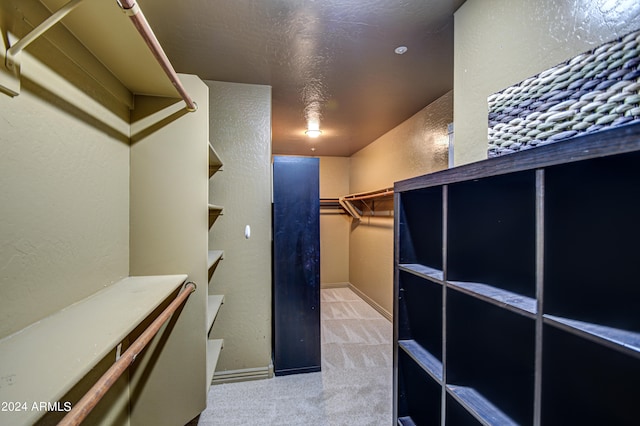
<box><xmin>534</xmin><ymin>169</ymin><xmax>544</xmax><ymax>426</ymax></box>
<box><xmin>441</xmin><ymin>184</ymin><xmax>448</xmax><ymax>426</ymax></box>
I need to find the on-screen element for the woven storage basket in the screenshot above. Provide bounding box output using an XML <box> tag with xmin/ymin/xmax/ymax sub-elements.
<box><xmin>488</xmin><ymin>28</ymin><xmax>640</xmax><ymax>158</ymax></box>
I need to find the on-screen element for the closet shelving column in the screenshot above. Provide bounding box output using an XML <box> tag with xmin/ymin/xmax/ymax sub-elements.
<box><xmin>393</xmin><ymin>123</ymin><xmax>640</xmax><ymax>425</ymax></box>
<box><xmin>207</xmin><ymin>141</ymin><xmax>225</xmax><ymax>388</ymax></box>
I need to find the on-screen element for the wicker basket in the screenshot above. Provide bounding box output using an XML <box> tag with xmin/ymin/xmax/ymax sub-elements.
<box><xmin>488</xmin><ymin>29</ymin><xmax>640</xmax><ymax>157</ymax></box>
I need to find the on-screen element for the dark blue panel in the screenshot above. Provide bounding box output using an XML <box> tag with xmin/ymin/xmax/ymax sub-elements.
<box><xmin>272</xmin><ymin>156</ymin><xmax>320</xmax><ymax>375</ymax></box>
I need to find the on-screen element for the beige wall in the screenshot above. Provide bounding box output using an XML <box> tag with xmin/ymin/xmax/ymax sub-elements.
<box><xmin>453</xmin><ymin>0</ymin><xmax>640</xmax><ymax>166</ymax></box>
<box><xmin>0</xmin><ymin>2</ymin><xmax>133</xmax><ymax>424</ymax></box>
<box><xmin>207</xmin><ymin>81</ymin><xmax>273</xmax><ymax>377</ymax></box>
<box><xmin>348</xmin><ymin>92</ymin><xmax>452</xmax><ymax>316</ymax></box>
<box><xmin>319</xmin><ymin>156</ymin><xmax>351</xmax><ymax>286</ymax></box>
<box><xmin>0</xmin><ymin>4</ymin><xmax>130</xmax><ymax>341</ymax></box>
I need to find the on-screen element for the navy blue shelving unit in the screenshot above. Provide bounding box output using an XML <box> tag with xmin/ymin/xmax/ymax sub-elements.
<box><xmin>272</xmin><ymin>156</ymin><xmax>321</xmax><ymax>376</ymax></box>
<box><xmin>394</xmin><ymin>123</ymin><xmax>640</xmax><ymax>425</ymax></box>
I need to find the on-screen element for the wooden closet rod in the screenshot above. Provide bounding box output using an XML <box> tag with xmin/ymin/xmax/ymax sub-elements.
<box><xmin>57</xmin><ymin>282</ymin><xmax>196</xmax><ymax>426</ymax></box>
<box><xmin>342</xmin><ymin>188</ymin><xmax>393</xmax><ymax>202</ymax></box>
<box><xmin>117</xmin><ymin>0</ymin><xmax>198</xmax><ymax>112</ymax></box>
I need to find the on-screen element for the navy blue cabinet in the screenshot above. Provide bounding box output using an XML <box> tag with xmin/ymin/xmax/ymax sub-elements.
<box><xmin>272</xmin><ymin>156</ymin><xmax>320</xmax><ymax>376</ymax></box>
<box><xmin>394</xmin><ymin>123</ymin><xmax>640</xmax><ymax>425</ymax></box>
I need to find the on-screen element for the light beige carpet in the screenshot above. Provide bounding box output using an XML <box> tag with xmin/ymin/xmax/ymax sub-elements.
<box><xmin>192</xmin><ymin>287</ymin><xmax>392</xmax><ymax>425</ymax></box>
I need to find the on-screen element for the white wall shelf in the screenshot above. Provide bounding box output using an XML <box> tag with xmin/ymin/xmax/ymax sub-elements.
<box><xmin>206</xmin><ymin>339</ymin><xmax>224</xmax><ymax>388</ymax></box>
<box><xmin>39</xmin><ymin>0</ymin><xmax>179</xmax><ymax>100</ymax></box>
<box><xmin>208</xmin><ymin>204</ymin><xmax>224</xmax><ymax>229</ymax></box>
<box><xmin>208</xmin><ymin>250</ymin><xmax>224</xmax><ymax>271</ymax></box>
<box><xmin>0</xmin><ymin>274</ymin><xmax>187</xmax><ymax>426</ymax></box>
<box><xmin>209</xmin><ymin>141</ymin><xmax>223</xmax><ymax>177</ymax></box>
<box><xmin>207</xmin><ymin>295</ymin><xmax>224</xmax><ymax>332</ymax></box>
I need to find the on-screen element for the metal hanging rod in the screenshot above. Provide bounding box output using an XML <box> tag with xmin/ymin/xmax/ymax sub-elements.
<box><xmin>117</xmin><ymin>0</ymin><xmax>198</xmax><ymax>112</ymax></box>
<box><xmin>57</xmin><ymin>282</ymin><xmax>196</xmax><ymax>426</ymax></box>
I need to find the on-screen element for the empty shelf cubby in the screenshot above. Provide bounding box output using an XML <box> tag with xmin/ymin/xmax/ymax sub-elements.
<box><xmin>397</xmin><ymin>186</ymin><xmax>443</xmax><ymax>276</ymax></box>
<box><xmin>398</xmin><ymin>270</ymin><xmax>443</xmax><ymax>367</ymax></box>
<box><xmin>544</xmin><ymin>151</ymin><xmax>640</xmax><ymax>334</ymax></box>
<box><xmin>541</xmin><ymin>325</ymin><xmax>640</xmax><ymax>425</ymax></box>
<box><xmin>397</xmin><ymin>349</ymin><xmax>442</xmax><ymax>426</ymax></box>
<box><xmin>445</xmin><ymin>393</ymin><xmax>482</xmax><ymax>425</ymax></box>
<box><xmin>446</xmin><ymin>291</ymin><xmax>535</xmax><ymax>425</ymax></box>
<box><xmin>447</xmin><ymin>170</ymin><xmax>536</xmax><ymax>299</ymax></box>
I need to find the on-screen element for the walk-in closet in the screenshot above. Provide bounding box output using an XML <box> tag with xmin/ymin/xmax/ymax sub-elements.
<box><xmin>1</xmin><ymin>0</ymin><xmax>639</xmax><ymax>425</ymax></box>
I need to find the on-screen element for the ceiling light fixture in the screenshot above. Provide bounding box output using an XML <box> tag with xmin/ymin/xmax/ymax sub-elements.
<box><xmin>305</xmin><ymin>129</ymin><xmax>322</xmax><ymax>138</ymax></box>
<box><xmin>394</xmin><ymin>46</ymin><xmax>408</xmax><ymax>55</ymax></box>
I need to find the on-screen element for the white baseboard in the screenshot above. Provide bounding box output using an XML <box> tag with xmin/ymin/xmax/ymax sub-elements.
<box><xmin>347</xmin><ymin>283</ymin><xmax>393</xmax><ymax>322</ymax></box>
<box><xmin>212</xmin><ymin>364</ymin><xmax>273</xmax><ymax>385</ymax></box>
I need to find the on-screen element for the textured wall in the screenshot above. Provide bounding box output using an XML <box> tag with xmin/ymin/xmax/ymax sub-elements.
<box><xmin>207</xmin><ymin>81</ymin><xmax>273</xmax><ymax>374</ymax></box>
<box><xmin>454</xmin><ymin>0</ymin><xmax>640</xmax><ymax>166</ymax></box>
<box><xmin>319</xmin><ymin>157</ymin><xmax>351</xmax><ymax>286</ymax></box>
<box><xmin>349</xmin><ymin>92</ymin><xmax>452</xmax><ymax>316</ymax></box>
<box><xmin>0</xmin><ymin>23</ymin><xmax>130</xmax><ymax>340</ymax></box>
<box><xmin>0</xmin><ymin>4</ymin><xmax>131</xmax><ymax>424</ymax></box>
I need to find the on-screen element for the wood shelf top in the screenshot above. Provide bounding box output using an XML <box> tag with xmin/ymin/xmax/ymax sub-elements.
<box><xmin>399</xmin><ymin>339</ymin><xmax>443</xmax><ymax>383</ymax></box>
<box><xmin>208</xmin><ymin>206</ymin><xmax>223</xmax><ymax>229</ymax></box>
<box><xmin>207</xmin><ymin>295</ymin><xmax>224</xmax><ymax>332</ymax></box>
<box><xmin>544</xmin><ymin>315</ymin><xmax>640</xmax><ymax>359</ymax></box>
<box><xmin>448</xmin><ymin>280</ymin><xmax>537</xmax><ymax>318</ymax></box>
<box><xmin>446</xmin><ymin>385</ymin><xmax>518</xmax><ymax>426</ymax></box>
<box><xmin>209</xmin><ymin>142</ymin><xmax>223</xmax><ymax>176</ymax></box>
<box><xmin>397</xmin><ymin>416</ymin><xmax>418</xmax><ymax>426</ymax></box>
<box><xmin>206</xmin><ymin>339</ymin><xmax>223</xmax><ymax>389</ymax></box>
<box><xmin>0</xmin><ymin>274</ymin><xmax>187</xmax><ymax>426</ymax></box>
<box><xmin>207</xmin><ymin>250</ymin><xmax>224</xmax><ymax>271</ymax></box>
<box><xmin>398</xmin><ymin>264</ymin><xmax>444</xmax><ymax>284</ymax></box>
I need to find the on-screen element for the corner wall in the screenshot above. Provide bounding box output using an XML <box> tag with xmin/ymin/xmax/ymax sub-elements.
<box><xmin>319</xmin><ymin>156</ymin><xmax>351</xmax><ymax>287</ymax></box>
<box><xmin>453</xmin><ymin>0</ymin><xmax>640</xmax><ymax>166</ymax></box>
<box><xmin>348</xmin><ymin>92</ymin><xmax>452</xmax><ymax>316</ymax></box>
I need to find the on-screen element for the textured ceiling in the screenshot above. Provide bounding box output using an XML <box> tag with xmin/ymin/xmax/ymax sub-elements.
<box><xmin>136</xmin><ymin>0</ymin><xmax>466</xmax><ymax>156</ymax></box>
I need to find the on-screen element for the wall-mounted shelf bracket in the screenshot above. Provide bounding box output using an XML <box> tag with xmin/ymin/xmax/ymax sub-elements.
<box><xmin>339</xmin><ymin>187</ymin><xmax>394</xmax><ymax>220</ymax></box>
<box><xmin>1</xmin><ymin>0</ymin><xmax>84</xmax><ymax>97</ymax></box>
